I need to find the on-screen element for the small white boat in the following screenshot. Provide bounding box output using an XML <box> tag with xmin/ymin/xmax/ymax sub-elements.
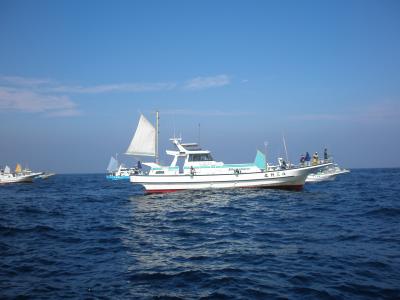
<box><xmin>106</xmin><ymin>156</ymin><xmax>139</xmax><ymax>180</ymax></box>
<box><xmin>126</xmin><ymin>113</ymin><xmax>331</xmax><ymax>193</ymax></box>
<box><xmin>0</xmin><ymin>165</ymin><xmax>40</xmax><ymax>184</ymax></box>
<box><xmin>306</xmin><ymin>164</ymin><xmax>350</xmax><ymax>183</ymax></box>
<box><xmin>37</xmin><ymin>172</ymin><xmax>56</xmax><ymax>179</ymax></box>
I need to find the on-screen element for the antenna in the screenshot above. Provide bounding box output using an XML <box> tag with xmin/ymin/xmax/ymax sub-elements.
<box><xmin>173</xmin><ymin>116</ymin><xmax>176</xmax><ymax>139</ymax></box>
<box><xmin>198</xmin><ymin>123</ymin><xmax>201</xmax><ymax>146</ymax></box>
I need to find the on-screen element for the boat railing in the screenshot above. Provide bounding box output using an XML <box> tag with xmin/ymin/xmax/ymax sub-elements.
<box><xmin>284</xmin><ymin>158</ymin><xmax>333</xmax><ymax>170</ymax></box>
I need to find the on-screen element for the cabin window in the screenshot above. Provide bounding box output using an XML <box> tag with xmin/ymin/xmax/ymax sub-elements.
<box><xmin>188</xmin><ymin>153</ymin><xmax>213</xmax><ymax>162</ymax></box>
<box><xmin>155</xmin><ymin>171</ymin><xmax>164</xmax><ymax>174</ymax></box>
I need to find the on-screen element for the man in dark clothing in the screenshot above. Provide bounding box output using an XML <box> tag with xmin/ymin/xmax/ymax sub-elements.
<box><xmin>300</xmin><ymin>154</ymin><xmax>305</xmax><ymax>166</ymax></box>
<box><xmin>305</xmin><ymin>152</ymin><xmax>311</xmax><ymax>166</ymax></box>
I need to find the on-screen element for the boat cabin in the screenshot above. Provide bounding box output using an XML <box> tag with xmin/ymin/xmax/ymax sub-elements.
<box><xmin>143</xmin><ymin>138</ymin><xmax>264</xmax><ymax>176</ymax></box>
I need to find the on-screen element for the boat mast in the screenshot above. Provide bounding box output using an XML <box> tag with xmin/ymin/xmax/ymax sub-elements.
<box><xmin>156</xmin><ymin>110</ymin><xmax>159</xmax><ymax>163</ymax></box>
<box><xmin>264</xmin><ymin>141</ymin><xmax>268</xmax><ymax>171</ymax></box>
<box><xmin>282</xmin><ymin>134</ymin><xmax>290</xmax><ymax>164</ymax></box>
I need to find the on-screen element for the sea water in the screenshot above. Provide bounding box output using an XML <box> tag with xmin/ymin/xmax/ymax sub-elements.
<box><xmin>1</xmin><ymin>169</ymin><xmax>399</xmax><ymax>299</ymax></box>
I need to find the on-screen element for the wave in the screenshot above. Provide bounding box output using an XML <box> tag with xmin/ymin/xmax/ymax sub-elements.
<box><xmin>364</xmin><ymin>207</ymin><xmax>400</xmax><ymax>217</ymax></box>
<box><xmin>0</xmin><ymin>224</ymin><xmax>56</xmax><ymax>236</ymax></box>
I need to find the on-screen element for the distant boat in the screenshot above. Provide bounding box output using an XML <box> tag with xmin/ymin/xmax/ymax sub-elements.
<box><xmin>0</xmin><ymin>165</ymin><xmax>40</xmax><ymax>184</ymax></box>
<box><xmin>37</xmin><ymin>172</ymin><xmax>56</xmax><ymax>179</ymax></box>
<box><xmin>127</xmin><ymin>113</ymin><xmax>332</xmax><ymax>193</ymax></box>
<box><xmin>306</xmin><ymin>164</ymin><xmax>350</xmax><ymax>183</ymax></box>
<box><xmin>21</xmin><ymin>166</ymin><xmax>45</xmax><ymax>179</ymax></box>
<box><xmin>106</xmin><ymin>156</ymin><xmax>138</xmax><ymax>180</ymax></box>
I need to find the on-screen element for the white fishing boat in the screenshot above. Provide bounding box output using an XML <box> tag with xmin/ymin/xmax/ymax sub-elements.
<box><xmin>106</xmin><ymin>156</ymin><xmax>139</xmax><ymax>180</ymax></box>
<box><xmin>21</xmin><ymin>166</ymin><xmax>44</xmax><ymax>179</ymax></box>
<box><xmin>306</xmin><ymin>164</ymin><xmax>350</xmax><ymax>183</ymax></box>
<box><xmin>37</xmin><ymin>172</ymin><xmax>56</xmax><ymax>179</ymax></box>
<box><xmin>0</xmin><ymin>165</ymin><xmax>40</xmax><ymax>184</ymax></box>
<box><xmin>127</xmin><ymin>113</ymin><xmax>332</xmax><ymax>193</ymax></box>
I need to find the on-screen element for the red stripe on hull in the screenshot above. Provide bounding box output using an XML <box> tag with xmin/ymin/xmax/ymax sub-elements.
<box><xmin>262</xmin><ymin>185</ymin><xmax>303</xmax><ymax>191</ymax></box>
<box><xmin>144</xmin><ymin>185</ymin><xmax>304</xmax><ymax>194</ymax></box>
<box><xmin>145</xmin><ymin>189</ymin><xmax>184</xmax><ymax>194</ymax></box>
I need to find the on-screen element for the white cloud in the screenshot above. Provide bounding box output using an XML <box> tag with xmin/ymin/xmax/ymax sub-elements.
<box><xmin>0</xmin><ymin>87</ymin><xmax>80</xmax><ymax>117</ymax></box>
<box><xmin>48</xmin><ymin>82</ymin><xmax>177</xmax><ymax>94</ymax></box>
<box><xmin>0</xmin><ymin>74</ymin><xmax>232</xmax><ymax>116</ymax></box>
<box><xmin>289</xmin><ymin>113</ymin><xmax>349</xmax><ymax>121</ymax></box>
<box><xmin>361</xmin><ymin>100</ymin><xmax>400</xmax><ymax>120</ymax></box>
<box><xmin>0</xmin><ymin>75</ymin><xmax>52</xmax><ymax>87</ymax></box>
<box><xmin>1</xmin><ymin>74</ymin><xmax>230</xmax><ymax>95</ymax></box>
<box><xmin>160</xmin><ymin>109</ymin><xmax>254</xmax><ymax>117</ymax></box>
<box><xmin>45</xmin><ymin>109</ymin><xmax>82</xmax><ymax>117</ymax></box>
<box><xmin>289</xmin><ymin>101</ymin><xmax>400</xmax><ymax>123</ymax></box>
<box><xmin>183</xmin><ymin>75</ymin><xmax>230</xmax><ymax>90</ymax></box>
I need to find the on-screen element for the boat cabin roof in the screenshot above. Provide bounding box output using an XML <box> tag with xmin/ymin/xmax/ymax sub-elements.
<box><xmin>167</xmin><ymin>138</ymin><xmax>211</xmax><ymax>156</ymax></box>
<box><xmin>181</xmin><ymin>144</ymin><xmax>202</xmax><ymax>151</ymax></box>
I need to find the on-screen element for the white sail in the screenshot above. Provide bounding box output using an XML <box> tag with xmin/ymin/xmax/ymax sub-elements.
<box><xmin>107</xmin><ymin>156</ymin><xmax>119</xmax><ymax>172</ymax></box>
<box><xmin>4</xmin><ymin>165</ymin><xmax>10</xmax><ymax>174</ymax></box>
<box><xmin>126</xmin><ymin>114</ymin><xmax>156</xmax><ymax>156</ymax></box>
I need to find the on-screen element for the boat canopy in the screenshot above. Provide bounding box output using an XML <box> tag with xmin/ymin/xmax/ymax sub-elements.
<box><xmin>126</xmin><ymin>114</ymin><xmax>156</xmax><ymax>157</ymax></box>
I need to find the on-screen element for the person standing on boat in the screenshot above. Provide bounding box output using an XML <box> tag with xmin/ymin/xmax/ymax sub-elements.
<box><xmin>305</xmin><ymin>152</ymin><xmax>311</xmax><ymax>166</ymax></box>
<box><xmin>324</xmin><ymin>148</ymin><xmax>328</xmax><ymax>162</ymax></box>
<box><xmin>312</xmin><ymin>152</ymin><xmax>319</xmax><ymax>165</ymax></box>
<box><xmin>190</xmin><ymin>166</ymin><xmax>196</xmax><ymax>176</ymax></box>
<box><xmin>300</xmin><ymin>154</ymin><xmax>305</xmax><ymax>166</ymax></box>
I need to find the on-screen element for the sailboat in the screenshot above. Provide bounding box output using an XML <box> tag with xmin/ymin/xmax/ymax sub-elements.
<box><xmin>128</xmin><ymin>113</ymin><xmax>332</xmax><ymax>193</ymax></box>
<box><xmin>106</xmin><ymin>155</ymin><xmax>139</xmax><ymax>180</ymax></box>
<box><xmin>105</xmin><ymin>114</ymin><xmax>155</xmax><ymax>181</ymax></box>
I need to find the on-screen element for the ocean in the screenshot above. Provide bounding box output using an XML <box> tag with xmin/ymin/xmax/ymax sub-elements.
<box><xmin>1</xmin><ymin>169</ymin><xmax>399</xmax><ymax>299</ymax></box>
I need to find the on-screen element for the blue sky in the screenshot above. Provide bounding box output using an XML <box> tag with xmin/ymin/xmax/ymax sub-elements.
<box><xmin>1</xmin><ymin>0</ymin><xmax>399</xmax><ymax>173</ymax></box>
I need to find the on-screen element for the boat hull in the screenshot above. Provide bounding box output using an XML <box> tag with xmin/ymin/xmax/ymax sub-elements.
<box><xmin>306</xmin><ymin>174</ymin><xmax>337</xmax><ymax>182</ymax></box>
<box><xmin>38</xmin><ymin>173</ymin><xmax>55</xmax><ymax>179</ymax></box>
<box><xmin>0</xmin><ymin>174</ymin><xmax>37</xmax><ymax>184</ymax></box>
<box><xmin>131</xmin><ymin>164</ymin><xmax>330</xmax><ymax>193</ymax></box>
<box><xmin>306</xmin><ymin>169</ymin><xmax>350</xmax><ymax>183</ymax></box>
<box><xmin>106</xmin><ymin>175</ymin><xmax>130</xmax><ymax>180</ymax></box>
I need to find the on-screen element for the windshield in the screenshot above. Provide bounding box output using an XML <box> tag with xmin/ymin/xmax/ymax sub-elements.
<box><xmin>188</xmin><ymin>153</ymin><xmax>213</xmax><ymax>162</ymax></box>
